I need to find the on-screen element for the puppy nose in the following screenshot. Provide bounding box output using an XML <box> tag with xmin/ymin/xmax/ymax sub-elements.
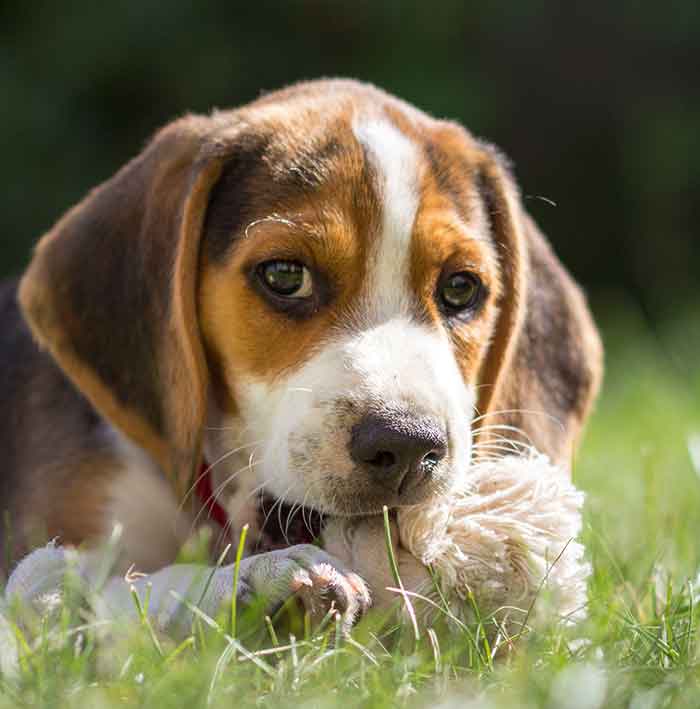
<box><xmin>350</xmin><ymin>413</ymin><xmax>447</xmax><ymax>494</ymax></box>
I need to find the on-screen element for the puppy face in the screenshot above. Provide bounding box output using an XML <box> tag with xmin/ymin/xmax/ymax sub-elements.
<box><xmin>20</xmin><ymin>79</ymin><xmax>602</xmax><ymax>542</ymax></box>
<box><xmin>199</xmin><ymin>99</ymin><xmax>502</xmax><ymax>516</ymax></box>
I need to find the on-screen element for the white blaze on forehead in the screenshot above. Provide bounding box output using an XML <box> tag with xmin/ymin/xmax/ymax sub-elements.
<box><xmin>353</xmin><ymin>118</ymin><xmax>421</xmax><ymax>320</ymax></box>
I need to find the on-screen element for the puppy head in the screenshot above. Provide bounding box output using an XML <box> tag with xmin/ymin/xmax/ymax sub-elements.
<box><xmin>19</xmin><ymin>80</ymin><xmax>602</xmax><ymax>518</ymax></box>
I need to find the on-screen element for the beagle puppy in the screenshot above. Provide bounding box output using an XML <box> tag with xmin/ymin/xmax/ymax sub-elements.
<box><xmin>0</xmin><ymin>79</ymin><xmax>602</xmax><ymax>625</ymax></box>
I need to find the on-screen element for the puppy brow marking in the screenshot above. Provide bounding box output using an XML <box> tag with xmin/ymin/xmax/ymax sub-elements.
<box><xmin>243</xmin><ymin>214</ymin><xmax>300</xmax><ymax>239</ymax></box>
<box><xmin>353</xmin><ymin>118</ymin><xmax>420</xmax><ymax>320</ymax></box>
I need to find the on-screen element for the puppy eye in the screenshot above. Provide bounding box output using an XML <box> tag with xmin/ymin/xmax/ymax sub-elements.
<box><xmin>257</xmin><ymin>260</ymin><xmax>313</xmax><ymax>298</ymax></box>
<box><xmin>440</xmin><ymin>271</ymin><xmax>482</xmax><ymax>311</ymax></box>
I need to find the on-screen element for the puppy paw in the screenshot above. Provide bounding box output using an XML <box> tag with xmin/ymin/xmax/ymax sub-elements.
<box><xmin>242</xmin><ymin>544</ymin><xmax>371</xmax><ymax>633</ymax></box>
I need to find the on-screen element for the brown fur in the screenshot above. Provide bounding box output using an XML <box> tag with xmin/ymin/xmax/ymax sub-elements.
<box><xmin>0</xmin><ymin>79</ymin><xmax>602</xmax><ymax>573</ymax></box>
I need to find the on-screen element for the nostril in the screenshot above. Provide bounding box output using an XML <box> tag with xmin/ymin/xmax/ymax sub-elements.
<box><xmin>421</xmin><ymin>451</ymin><xmax>442</xmax><ymax>471</ymax></box>
<box><xmin>367</xmin><ymin>450</ymin><xmax>396</xmax><ymax>469</ymax></box>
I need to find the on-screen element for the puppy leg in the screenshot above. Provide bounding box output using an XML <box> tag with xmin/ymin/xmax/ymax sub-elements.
<box><xmin>96</xmin><ymin>544</ymin><xmax>370</xmax><ymax>636</ymax></box>
<box><xmin>6</xmin><ymin>544</ymin><xmax>370</xmax><ymax>638</ymax></box>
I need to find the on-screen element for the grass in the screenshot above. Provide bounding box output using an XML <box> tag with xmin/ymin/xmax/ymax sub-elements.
<box><xmin>2</xmin><ymin>298</ymin><xmax>700</xmax><ymax>708</ymax></box>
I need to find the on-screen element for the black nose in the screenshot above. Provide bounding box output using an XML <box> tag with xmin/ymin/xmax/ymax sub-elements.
<box><xmin>350</xmin><ymin>413</ymin><xmax>448</xmax><ymax>494</ymax></box>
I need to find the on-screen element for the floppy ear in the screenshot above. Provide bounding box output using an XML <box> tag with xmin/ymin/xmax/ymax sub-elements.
<box><xmin>474</xmin><ymin>147</ymin><xmax>603</xmax><ymax>469</ymax></box>
<box><xmin>19</xmin><ymin>116</ymin><xmax>229</xmax><ymax>495</ymax></box>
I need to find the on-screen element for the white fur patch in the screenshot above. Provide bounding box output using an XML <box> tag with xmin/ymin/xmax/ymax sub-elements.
<box><xmin>353</xmin><ymin>118</ymin><xmax>421</xmax><ymax>320</ymax></box>
<box><xmin>223</xmin><ymin>317</ymin><xmax>475</xmax><ymax>511</ymax></box>
<box><xmin>107</xmin><ymin>428</ymin><xmax>190</xmax><ymax>572</ymax></box>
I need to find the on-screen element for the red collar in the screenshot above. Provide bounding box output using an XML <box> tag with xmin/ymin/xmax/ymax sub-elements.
<box><xmin>195</xmin><ymin>461</ymin><xmax>230</xmax><ymax>530</ymax></box>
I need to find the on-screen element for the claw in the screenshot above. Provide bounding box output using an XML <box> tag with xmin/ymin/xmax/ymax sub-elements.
<box><xmin>242</xmin><ymin>544</ymin><xmax>371</xmax><ymax>631</ymax></box>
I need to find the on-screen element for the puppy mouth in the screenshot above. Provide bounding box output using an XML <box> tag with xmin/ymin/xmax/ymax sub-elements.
<box><xmin>254</xmin><ymin>492</ymin><xmax>324</xmax><ymax>551</ymax></box>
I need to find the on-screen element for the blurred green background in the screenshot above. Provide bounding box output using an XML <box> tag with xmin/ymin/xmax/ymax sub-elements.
<box><xmin>2</xmin><ymin>7</ymin><xmax>700</xmax><ymax>704</ymax></box>
<box><xmin>2</xmin><ymin>1</ymin><xmax>699</xmax><ymax>324</ymax></box>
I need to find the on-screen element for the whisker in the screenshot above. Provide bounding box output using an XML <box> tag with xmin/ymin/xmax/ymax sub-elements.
<box><xmin>245</xmin><ymin>480</ymin><xmax>271</xmax><ymax>502</ymax></box>
<box><xmin>214</xmin><ymin>446</ymin><xmax>261</xmax><ymax>497</ymax></box>
<box><xmin>259</xmin><ymin>484</ymin><xmax>295</xmax><ymax>540</ymax></box>
<box><xmin>472</xmin><ymin>423</ymin><xmax>538</xmax><ymax>447</ymax></box>
<box><xmin>216</xmin><ymin>475</ymin><xmax>280</xmax><ymax>550</ymax></box>
<box><xmin>472</xmin><ymin>433</ymin><xmax>533</xmax><ymax>451</ymax></box>
<box><xmin>180</xmin><ymin>438</ymin><xmax>263</xmax><ymax>511</ymax></box>
<box><xmin>206</xmin><ymin>439</ymin><xmax>264</xmax><ymax>479</ymax></box>
<box><xmin>189</xmin><ymin>443</ymin><xmax>263</xmax><ymax>533</ymax></box>
<box><xmin>209</xmin><ymin>448</ymin><xmax>268</xmax><ymax>546</ymax></box>
<box><xmin>300</xmin><ymin>491</ymin><xmax>314</xmax><ymax>539</ymax></box>
<box><xmin>299</xmin><ymin>480</ymin><xmax>325</xmax><ymax>539</ymax></box>
<box><xmin>190</xmin><ymin>459</ymin><xmax>266</xmax><ymax>532</ymax></box>
<box><xmin>472</xmin><ymin>444</ymin><xmax>525</xmax><ymax>460</ymax></box>
<box><xmin>276</xmin><ymin>488</ymin><xmax>296</xmax><ymax>545</ymax></box>
<box><xmin>472</xmin><ymin>441</ymin><xmax>523</xmax><ymax>452</ymax></box>
<box><xmin>283</xmin><ymin>500</ymin><xmax>302</xmax><ymax>545</ymax></box>
<box><xmin>471</xmin><ymin>408</ymin><xmax>564</xmax><ymax>430</ymax></box>
<box><xmin>272</xmin><ymin>477</ymin><xmax>327</xmax><ymax>547</ymax></box>
<box><xmin>472</xmin><ymin>423</ymin><xmax>532</xmax><ymax>435</ymax></box>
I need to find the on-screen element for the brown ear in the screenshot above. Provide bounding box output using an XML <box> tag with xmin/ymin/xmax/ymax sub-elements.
<box><xmin>19</xmin><ymin>115</ymin><xmax>228</xmax><ymax>495</ymax></box>
<box><xmin>475</xmin><ymin>147</ymin><xmax>603</xmax><ymax>469</ymax></box>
